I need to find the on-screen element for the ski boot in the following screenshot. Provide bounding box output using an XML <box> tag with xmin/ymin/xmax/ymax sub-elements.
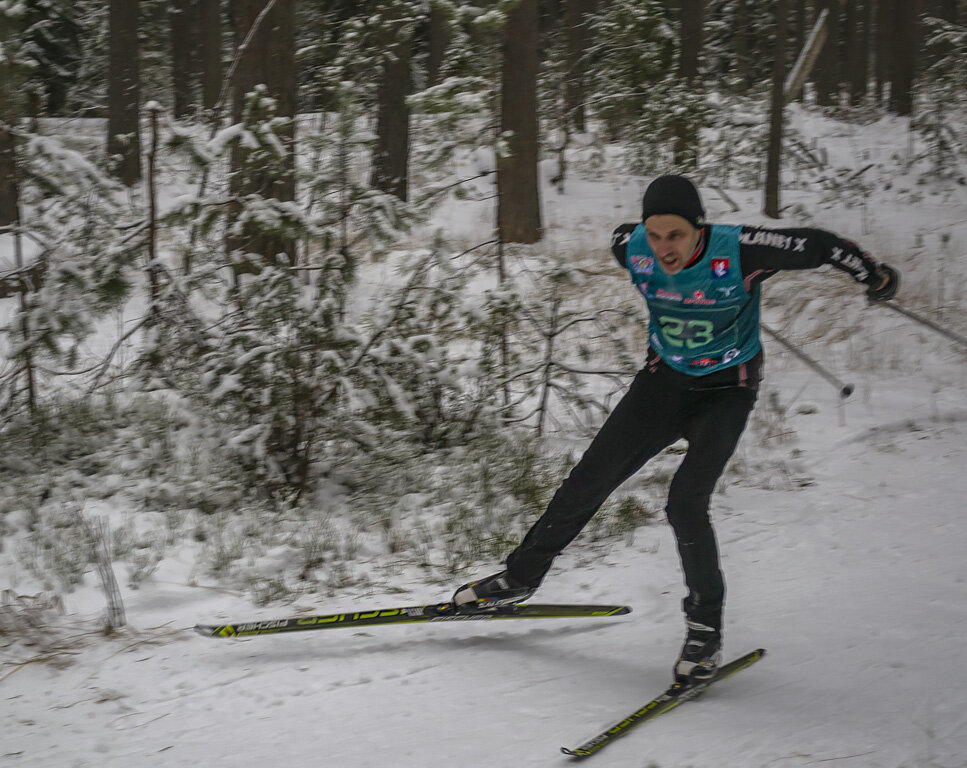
<box><xmin>674</xmin><ymin>619</ymin><xmax>722</xmax><ymax>684</ymax></box>
<box><xmin>452</xmin><ymin>570</ymin><xmax>536</xmax><ymax>611</ymax></box>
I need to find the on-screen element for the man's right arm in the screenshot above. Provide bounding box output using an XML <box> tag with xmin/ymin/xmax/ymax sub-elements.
<box><xmin>610</xmin><ymin>223</ymin><xmax>638</xmax><ymax>269</ymax></box>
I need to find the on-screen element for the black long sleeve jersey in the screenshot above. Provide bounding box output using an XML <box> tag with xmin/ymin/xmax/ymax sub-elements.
<box><xmin>610</xmin><ymin>222</ymin><xmax>882</xmax><ymax>287</ymax></box>
<box><xmin>610</xmin><ymin>222</ymin><xmax>882</xmax><ymax>388</ymax></box>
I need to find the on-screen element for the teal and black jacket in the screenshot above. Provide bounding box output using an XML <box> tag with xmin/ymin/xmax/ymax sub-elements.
<box><xmin>611</xmin><ymin>222</ymin><xmax>883</xmax><ymax>388</ymax></box>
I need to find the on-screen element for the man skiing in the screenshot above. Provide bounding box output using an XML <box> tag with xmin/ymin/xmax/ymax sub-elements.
<box><xmin>453</xmin><ymin>174</ymin><xmax>899</xmax><ymax>684</ymax></box>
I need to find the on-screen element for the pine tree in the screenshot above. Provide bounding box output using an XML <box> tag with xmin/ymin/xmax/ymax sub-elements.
<box><xmin>587</xmin><ymin>0</ymin><xmax>694</xmax><ymax>171</ymax></box>
<box><xmin>917</xmin><ymin>9</ymin><xmax>967</xmax><ymax>179</ymax></box>
<box><xmin>21</xmin><ymin>0</ymin><xmax>83</xmax><ymax>116</ymax></box>
<box><xmin>228</xmin><ymin>0</ymin><xmax>297</xmax><ymax>271</ymax></box>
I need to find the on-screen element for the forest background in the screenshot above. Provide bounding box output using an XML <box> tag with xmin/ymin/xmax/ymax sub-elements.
<box><xmin>0</xmin><ymin>0</ymin><xmax>965</xmax><ymax>618</ymax></box>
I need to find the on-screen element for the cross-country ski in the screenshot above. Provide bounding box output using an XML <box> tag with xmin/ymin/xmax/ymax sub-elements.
<box><xmin>195</xmin><ymin>602</ymin><xmax>631</xmax><ymax>638</ymax></box>
<box><xmin>562</xmin><ymin>648</ymin><xmax>767</xmax><ymax>759</ymax></box>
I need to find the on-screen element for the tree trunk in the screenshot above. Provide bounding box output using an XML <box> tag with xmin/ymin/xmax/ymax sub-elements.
<box><xmin>812</xmin><ymin>0</ymin><xmax>838</xmax><ymax>106</ymax></box>
<box><xmin>169</xmin><ymin>0</ymin><xmax>198</xmax><ymax>118</ymax></box>
<box><xmin>0</xmin><ymin>121</ymin><xmax>19</xmax><ymax>232</ymax></box>
<box><xmin>765</xmin><ymin>0</ymin><xmax>789</xmax><ymax>219</ymax></box>
<box><xmin>791</xmin><ymin>0</ymin><xmax>808</xmax><ymax>100</ymax></box>
<box><xmin>497</xmin><ymin>0</ymin><xmax>542</xmax><ymax>244</ymax></box>
<box><xmin>371</xmin><ymin>4</ymin><xmax>412</xmax><ymax>201</ymax></box>
<box><xmin>231</xmin><ymin>0</ymin><xmax>296</xmax><ymax>127</ymax></box>
<box><xmin>107</xmin><ymin>0</ymin><xmax>142</xmax><ymax>186</ymax></box>
<box><xmin>889</xmin><ymin>0</ymin><xmax>917</xmax><ymax>115</ymax></box>
<box><xmin>0</xmin><ymin>30</ymin><xmax>36</xmax><ymax>414</ymax></box>
<box><xmin>228</xmin><ymin>0</ymin><xmax>297</xmax><ymax>268</ymax></box>
<box><xmin>564</xmin><ymin>0</ymin><xmax>595</xmax><ymax>133</ymax></box>
<box><xmin>199</xmin><ymin>0</ymin><xmax>223</xmax><ymax>112</ymax></box>
<box><xmin>426</xmin><ymin>1</ymin><xmax>451</xmax><ymax>88</ymax></box>
<box><xmin>844</xmin><ymin>0</ymin><xmax>860</xmax><ymax>105</ymax></box>
<box><xmin>679</xmin><ymin>0</ymin><xmax>703</xmax><ymax>82</ymax></box>
<box><xmin>735</xmin><ymin>0</ymin><xmax>750</xmax><ymax>90</ymax></box>
<box><xmin>0</xmin><ymin>5</ymin><xmax>19</xmax><ymax>227</ymax></box>
<box><xmin>0</xmin><ymin>25</ymin><xmax>18</xmax><ymax>230</ymax></box>
<box><xmin>858</xmin><ymin>0</ymin><xmax>871</xmax><ymax>102</ymax></box>
<box><xmin>874</xmin><ymin>0</ymin><xmax>890</xmax><ymax>104</ymax></box>
<box><xmin>674</xmin><ymin>0</ymin><xmax>703</xmax><ymax>168</ymax></box>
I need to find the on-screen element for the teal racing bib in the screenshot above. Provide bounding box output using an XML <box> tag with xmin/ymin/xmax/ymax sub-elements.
<box><xmin>625</xmin><ymin>223</ymin><xmax>762</xmax><ymax>375</ymax></box>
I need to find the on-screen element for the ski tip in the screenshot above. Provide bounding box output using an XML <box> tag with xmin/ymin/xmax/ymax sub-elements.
<box><xmin>561</xmin><ymin>747</ymin><xmax>588</xmax><ymax>759</ymax></box>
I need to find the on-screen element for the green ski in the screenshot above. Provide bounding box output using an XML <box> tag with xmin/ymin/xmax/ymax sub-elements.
<box><xmin>562</xmin><ymin>647</ymin><xmax>767</xmax><ymax>759</ymax></box>
<box><xmin>195</xmin><ymin>602</ymin><xmax>631</xmax><ymax>638</ymax></box>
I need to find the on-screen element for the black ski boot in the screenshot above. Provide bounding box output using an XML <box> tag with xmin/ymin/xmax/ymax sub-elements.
<box><xmin>674</xmin><ymin>619</ymin><xmax>722</xmax><ymax>684</ymax></box>
<box><xmin>452</xmin><ymin>570</ymin><xmax>536</xmax><ymax>611</ymax></box>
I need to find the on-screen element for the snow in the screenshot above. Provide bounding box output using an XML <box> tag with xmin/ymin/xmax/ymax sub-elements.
<box><xmin>3</xmin><ymin>108</ymin><xmax>967</xmax><ymax>767</ymax></box>
<box><xmin>5</xmin><ymin>395</ymin><xmax>967</xmax><ymax>766</ymax></box>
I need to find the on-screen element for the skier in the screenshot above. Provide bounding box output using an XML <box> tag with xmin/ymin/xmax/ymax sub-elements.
<box><xmin>453</xmin><ymin>174</ymin><xmax>899</xmax><ymax>684</ymax></box>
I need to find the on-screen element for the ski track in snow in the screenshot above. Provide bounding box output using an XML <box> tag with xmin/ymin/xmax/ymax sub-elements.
<box><xmin>4</xmin><ymin>375</ymin><xmax>966</xmax><ymax>768</ymax></box>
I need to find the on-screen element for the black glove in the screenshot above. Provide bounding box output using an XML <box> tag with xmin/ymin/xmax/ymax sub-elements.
<box><xmin>866</xmin><ymin>264</ymin><xmax>899</xmax><ymax>302</ymax></box>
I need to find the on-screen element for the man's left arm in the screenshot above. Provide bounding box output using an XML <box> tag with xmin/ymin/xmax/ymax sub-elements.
<box><xmin>738</xmin><ymin>225</ymin><xmax>899</xmax><ymax>301</ymax></box>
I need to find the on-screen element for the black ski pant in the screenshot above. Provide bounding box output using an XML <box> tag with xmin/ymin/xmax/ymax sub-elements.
<box><xmin>505</xmin><ymin>363</ymin><xmax>757</xmax><ymax>631</ymax></box>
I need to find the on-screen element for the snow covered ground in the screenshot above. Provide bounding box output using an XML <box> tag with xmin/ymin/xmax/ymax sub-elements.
<box><xmin>4</xmin><ymin>372</ymin><xmax>966</xmax><ymax>767</ymax></box>
<box><xmin>3</xmin><ymin>107</ymin><xmax>967</xmax><ymax>767</ymax></box>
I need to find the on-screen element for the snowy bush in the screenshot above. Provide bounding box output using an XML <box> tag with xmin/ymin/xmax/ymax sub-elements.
<box><xmin>916</xmin><ymin>17</ymin><xmax>967</xmax><ymax>184</ymax></box>
<box><xmin>583</xmin><ymin>0</ymin><xmax>710</xmax><ymax>172</ymax></box>
<box><xmin>0</xmin><ymin>132</ymin><xmax>133</xmax><ymax>421</ymax></box>
<box><xmin>0</xmin><ymin>590</ymin><xmax>64</xmax><ymax>649</ymax></box>
<box><xmin>16</xmin><ymin>505</ymin><xmax>95</xmax><ymax>593</ymax></box>
<box><xmin>699</xmin><ymin>92</ymin><xmax>770</xmax><ymax>189</ymax></box>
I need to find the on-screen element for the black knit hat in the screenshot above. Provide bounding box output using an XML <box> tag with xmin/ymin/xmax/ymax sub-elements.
<box><xmin>641</xmin><ymin>174</ymin><xmax>705</xmax><ymax>228</ymax></box>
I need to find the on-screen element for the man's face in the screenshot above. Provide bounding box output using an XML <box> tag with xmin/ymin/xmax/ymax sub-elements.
<box><xmin>644</xmin><ymin>214</ymin><xmax>701</xmax><ymax>276</ymax></box>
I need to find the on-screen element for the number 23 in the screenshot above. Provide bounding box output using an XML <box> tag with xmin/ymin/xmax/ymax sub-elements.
<box><xmin>658</xmin><ymin>316</ymin><xmax>714</xmax><ymax>348</ymax></box>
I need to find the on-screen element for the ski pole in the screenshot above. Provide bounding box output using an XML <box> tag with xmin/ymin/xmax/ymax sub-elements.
<box><xmin>761</xmin><ymin>322</ymin><xmax>854</xmax><ymax>398</ymax></box>
<box><xmin>877</xmin><ymin>300</ymin><xmax>967</xmax><ymax>351</ymax></box>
